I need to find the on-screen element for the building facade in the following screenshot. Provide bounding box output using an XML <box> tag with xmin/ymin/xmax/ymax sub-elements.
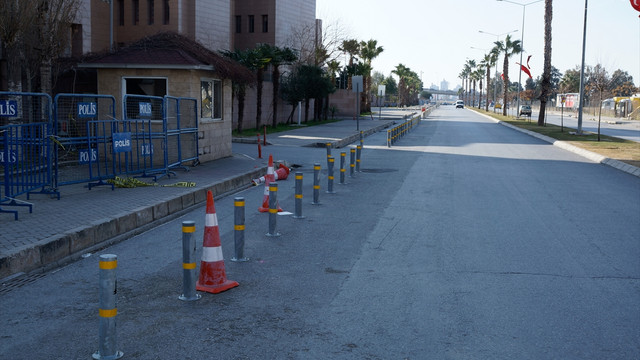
<box><xmin>71</xmin><ymin>0</ymin><xmax>317</xmax><ymax>162</ymax></box>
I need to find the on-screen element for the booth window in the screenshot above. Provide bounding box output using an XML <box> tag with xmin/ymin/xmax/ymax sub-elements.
<box><xmin>201</xmin><ymin>79</ymin><xmax>222</xmax><ymax>120</ymax></box>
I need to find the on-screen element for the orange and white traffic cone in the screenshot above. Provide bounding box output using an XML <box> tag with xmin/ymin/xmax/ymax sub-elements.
<box><xmin>196</xmin><ymin>190</ymin><xmax>239</xmax><ymax>294</ymax></box>
<box><xmin>252</xmin><ymin>162</ymin><xmax>290</xmax><ymax>186</ymax></box>
<box><xmin>275</xmin><ymin>163</ymin><xmax>290</xmax><ymax>180</ymax></box>
<box><xmin>258</xmin><ymin>155</ymin><xmax>283</xmax><ymax>212</ymax></box>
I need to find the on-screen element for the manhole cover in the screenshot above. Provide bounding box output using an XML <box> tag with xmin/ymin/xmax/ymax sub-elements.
<box><xmin>360</xmin><ymin>168</ymin><xmax>398</xmax><ymax>173</ymax></box>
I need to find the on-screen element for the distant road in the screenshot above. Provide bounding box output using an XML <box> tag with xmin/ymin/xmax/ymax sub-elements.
<box><xmin>475</xmin><ymin>105</ymin><xmax>640</xmax><ymax>142</ymax></box>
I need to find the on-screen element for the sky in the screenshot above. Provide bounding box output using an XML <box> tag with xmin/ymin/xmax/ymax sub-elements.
<box><xmin>316</xmin><ymin>0</ymin><xmax>640</xmax><ymax>90</ymax></box>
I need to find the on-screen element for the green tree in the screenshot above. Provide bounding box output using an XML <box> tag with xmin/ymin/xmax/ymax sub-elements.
<box><xmin>465</xmin><ymin>59</ymin><xmax>476</xmax><ymax>105</ymax></box>
<box><xmin>327</xmin><ymin>60</ymin><xmax>341</xmax><ymax>86</ymax></box>
<box><xmin>393</xmin><ymin>64</ymin><xmax>412</xmax><ymax>106</ymax></box>
<box><xmin>220</xmin><ymin>48</ymin><xmax>257</xmax><ymax>133</ymax></box>
<box><xmin>474</xmin><ymin>67</ymin><xmax>486</xmax><ymax>109</ymax></box>
<box><xmin>537</xmin><ymin>0</ymin><xmax>553</xmax><ymax>126</ymax></box>
<box><xmin>359</xmin><ymin>39</ymin><xmax>384</xmax><ymax>112</ymax></box>
<box><xmin>480</xmin><ymin>51</ymin><xmax>497</xmax><ymax>111</ymax></box>
<box><xmin>253</xmin><ymin>44</ymin><xmax>273</xmax><ymax>131</ymax></box>
<box><xmin>559</xmin><ymin>67</ymin><xmax>580</xmax><ymax>93</ymax></box>
<box><xmin>263</xmin><ymin>45</ymin><xmax>298</xmax><ymax>128</ymax></box>
<box><xmin>382</xmin><ymin>75</ymin><xmax>398</xmax><ymax>96</ymax></box>
<box><xmin>338</xmin><ymin>39</ymin><xmax>360</xmax><ymax>90</ymax></box>
<box><xmin>494</xmin><ymin>34</ymin><xmax>522</xmax><ymax>116</ymax></box>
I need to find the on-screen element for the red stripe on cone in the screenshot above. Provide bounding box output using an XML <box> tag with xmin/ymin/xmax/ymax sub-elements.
<box><xmin>258</xmin><ymin>154</ymin><xmax>282</xmax><ymax>212</ymax></box>
<box><xmin>196</xmin><ymin>190</ymin><xmax>239</xmax><ymax>294</ymax></box>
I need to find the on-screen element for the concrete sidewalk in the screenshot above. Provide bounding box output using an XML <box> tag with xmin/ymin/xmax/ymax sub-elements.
<box><xmin>0</xmin><ymin>116</ymin><xmax>400</xmax><ymax>280</ymax></box>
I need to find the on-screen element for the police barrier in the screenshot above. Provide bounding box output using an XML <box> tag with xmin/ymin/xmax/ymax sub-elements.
<box><xmin>53</xmin><ymin>94</ymin><xmax>117</xmax><ymax>187</ymax></box>
<box><xmin>164</xmin><ymin>96</ymin><xmax>198</xmax><ymax>171</ymax></box>
<box><xmin>123</xmin><ymin>94</ymin><xmax>168</xmax><ymax>179</ymax></box>
<box><xmin>2</xmin><ymin>92</ymin><xmax>199</xmax><ymax>219</ymax></box>
<box><xmin>1</xmin><ymin>92</ymin><xmax>58</xmax><ymax>220</ymax></box>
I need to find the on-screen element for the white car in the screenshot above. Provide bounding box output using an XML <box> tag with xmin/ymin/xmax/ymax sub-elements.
<box><xmin>455</xmin><ymin>100</ymin><xmax>464</xmax><ymax>109</ymax></box>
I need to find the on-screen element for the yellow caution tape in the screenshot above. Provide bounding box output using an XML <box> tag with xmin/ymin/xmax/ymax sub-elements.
<box><xmin>106</xmin><ymin>177</ymin><xmax>196</xmax><ymax>188</ymax></box>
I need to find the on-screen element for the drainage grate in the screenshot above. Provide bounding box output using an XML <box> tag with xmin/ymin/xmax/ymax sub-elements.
<box><xmin>0</xmin><ymin>272</ymin><xmax>48</xmax><ymax>295</ymax></box>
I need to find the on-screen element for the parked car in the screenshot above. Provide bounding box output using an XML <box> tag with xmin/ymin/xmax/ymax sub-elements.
<box><xmin>519</xmin><ymin>105</ymin><xmax>532</xmax><ymax>116</ymax></box>
<box><xmin>495</xmin><ymin>103</ymin><xmax>502</xmax><ymax>109</ymax></box>
<box><xmin>455</xmin><ymin>100</ymin><xmax>464</xmax><ymax>109</ymax></box>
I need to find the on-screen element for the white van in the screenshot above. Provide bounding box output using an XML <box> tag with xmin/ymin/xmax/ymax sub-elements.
<box><xmin>455</xmin><ymin>100</ymin><xmax>464</xmax><ymax>109</ymax></box>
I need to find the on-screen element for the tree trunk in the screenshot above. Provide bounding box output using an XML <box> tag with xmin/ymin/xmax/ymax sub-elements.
<box><xmin>237</xmin><ymin>86</ymin><xmax>246</xmax><ymax>133</ymax></box>
<box><xmin>503</xmin><ymin>55</ymin><xmax>509</xmax><ymax>116</ymax></box>
<box><xmin>537</xmin><ymin>0</ymin><xmax>553</xmax><ymax>126</ymax></box>
<box><xmin>272</xmin><ymin>66</ymin><xmax>279</xmax><ymax>128</ymax></box>
<box><xmin>485</xmin><ymin>65</ymin><xmax>491</xmax><ymax>111</ymax></box>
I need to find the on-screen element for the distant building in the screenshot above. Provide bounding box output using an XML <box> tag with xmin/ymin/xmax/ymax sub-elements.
<box><xmin>440</xmin><ymin>79</ymin><xmax>449</xmax><ymax>91</ymax></box>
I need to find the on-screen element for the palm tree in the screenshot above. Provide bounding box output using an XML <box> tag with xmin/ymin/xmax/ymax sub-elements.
<box><xmin>392</xmin><ymin>63</ymin><xmax>412</xmax><ymax>106</ymax></box>
<box><xmin>220</xmin><ymin>48</ymin><xmax>256</xmax><ymax>133</ymax></box>
<box><xmin>327</xmin><ymin>60</ymin><xmax>341</xmax><ymax>86</ymax></box>
<box><xmin>470</xmin><ymin>68</ymin><xmax>478</xmax><ymax>107</ymax></box>
<box><xmin>464</xmin><ymin>59</ymin><xmax>476</xmax><ymax>105</ymax></box>
<box><xmin>537</xmin><ymin>0</ymin><xmax>553</xmax><ymax>126</ymax></box>
<box><xmin>359</xmin><ymin>39</ymin><xmax>384</xmax><ymax>112</ymax></box>
<box><xmin>474</xmin><ymin>68</ymin><xmax>486</xmax><ymax>109</ymax></box>
<box><xmin>253</xmin><ymin>44</ymin><xmax>273</xmax><ymax>130</ymax></box>
<box><xmin>480</xmin><ymin>51</ymin><xmax>497</xmax><ymax>111</ymax></box>
<box><xmin>494</xmin><ymin>34</ymin><xmax>522</xmax><ymax>116</ymax></box>
<box><xmin>267</xmin><ymin>45</ymin><xmax>297</xmax><ymax>128</ymax></box>
<box><xmin>459</xmin><ymin>64</ymin><xmax>471</xmax><ymax>104</ymax></box>
<box><xmin>338</xmin><ymin>39</ymin><xmax>360</xmax><ymax>90</ymax></box>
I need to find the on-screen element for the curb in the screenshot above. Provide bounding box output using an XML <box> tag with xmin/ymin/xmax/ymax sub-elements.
<box><xmin>474</xmin><ymin>110</ymin><xmax>640</xmax><ymax>178</ymax></box>
<box><xmin>0</xmin><ymin>166</ymin><xmax>267</xmax><ymax>280</ymax></box>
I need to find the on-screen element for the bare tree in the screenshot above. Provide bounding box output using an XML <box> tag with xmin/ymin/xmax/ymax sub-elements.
<box><xmin>0</xmin><ymin>0</ymin><xmax>80</xmax><ymax>93</ymax></box>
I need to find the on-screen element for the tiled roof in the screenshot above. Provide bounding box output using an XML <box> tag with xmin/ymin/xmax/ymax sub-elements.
<box><xmin>82</xmin><ymin>32</ymin><xmax>254</xmax><ymax>83</ymax></box>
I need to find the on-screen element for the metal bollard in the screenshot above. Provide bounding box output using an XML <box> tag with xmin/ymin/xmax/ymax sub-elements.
<box><xmin>339</xmin><ymin>152</ymin><xmax>346</xmax><ymax>184</ymax></box>
<box><xmin>93</xmin><ymin>254</ymin><xmax>124</xmax><ymax>360</ymax></box>
<box><xmin>349</xmin><ymin>148</ymin><xmax>356</xmax><ymax>177</ymax></box>
<box><xmin>327</xmin><ymin>156</ymin><xmax>335</xmax><ymax>194</ymax></box>
<box><xmin>387</xmin><ymin>129</ymin><xmax>391</xmax><ymax>147</ymax></box>
<box><xmin>231</xmin><ymin>198</ymin><xmax>249</xmax><ymax>261</ymax></box>
<box><xmin>293</xmin><ymin>172</ymin><xmax>305</xmax><ymax>219</ymax></box>
<box><xmin>326</xmin><ymin>143</ymin><xmax>332</xmax><ymax>169</ymax></box>
<box><xmin>356</xmin><ymin>145</ymin><xmax>362</xmax><ymax>172</ymax></box>
<box><xmin>179</xmin><ymin>221</ymin><xmax>201</xmax><ymax>301</ymax></box>
<box><xmin>312</xmin><ymin>163</ymin><xmax>321</xmax><ymax>205</ymax></box>
<box><xmin>266</xmin><ymin>183</ymin><xmax>280</xmax><ymax>237</ymax></box>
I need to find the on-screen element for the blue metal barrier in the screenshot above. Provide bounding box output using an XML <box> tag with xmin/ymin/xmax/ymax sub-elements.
<box><xmin>123</xmin><ymin>94</ymin><xmax>169</xmax><ymax>179</ymax></box>
<box><xmin>2</xmin><ymin>92</ymin><xmax>199</xmax><ymax>219</ymax></box>
<box><xmin>164</xmin><ymin>96</ymin><xmax>199</xmax><ymax>171</ymax></box>
<box><xmin>53</xmin><ymin>94</ymin><xmax>117</xmax><ymax>187</ymax></box>
<box><xmin>1</xmin><ymin>92</ymin><xmax>58</xmax><ymax>220</ymax></box>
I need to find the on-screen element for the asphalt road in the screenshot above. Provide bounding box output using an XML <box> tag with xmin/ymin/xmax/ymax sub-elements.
<box><xmin>482</xmin><ymin>105</ymin><xmax>640</xmax><ymax>142</ymax></box>
<box><xmin>1</xmin><ymin>106</ymin><xmax>638</xmax><ymax>359</ymax></box>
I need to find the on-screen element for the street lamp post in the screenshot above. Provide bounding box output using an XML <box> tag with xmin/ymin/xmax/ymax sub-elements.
<box><xmin>577</xmin><ymin>0</ymin><xmax>588</xmax><ymax>134</ymax></box>
<box><xmin>478</xmin><ymin>29</ymin><xmax>518</xmax><ymax>112</ymax></box>
<box><xmin>497</xmin><ymin>0</ymin><xmax>543</xmax><ymax>118</ymax></box>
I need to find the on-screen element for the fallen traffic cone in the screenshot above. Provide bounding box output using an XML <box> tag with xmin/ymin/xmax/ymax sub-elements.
<box><xmin>252</xmin><ymin>162</ymin><xmax>291</xmax><ymax>186</ymax></box>
<box><xmin>258</xmin><ymin>155</ymin><xmax>283</xmax><ymax>212</ymax></box>
<box><xmin>196</xmin><ymin>190</ymin><xmax>239</xmax><ymax>294</ymax></box>
<box><xmin>276</xmin><ymin>163</ymin><xmax>290</xmax><ymax>180</ymax></box>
